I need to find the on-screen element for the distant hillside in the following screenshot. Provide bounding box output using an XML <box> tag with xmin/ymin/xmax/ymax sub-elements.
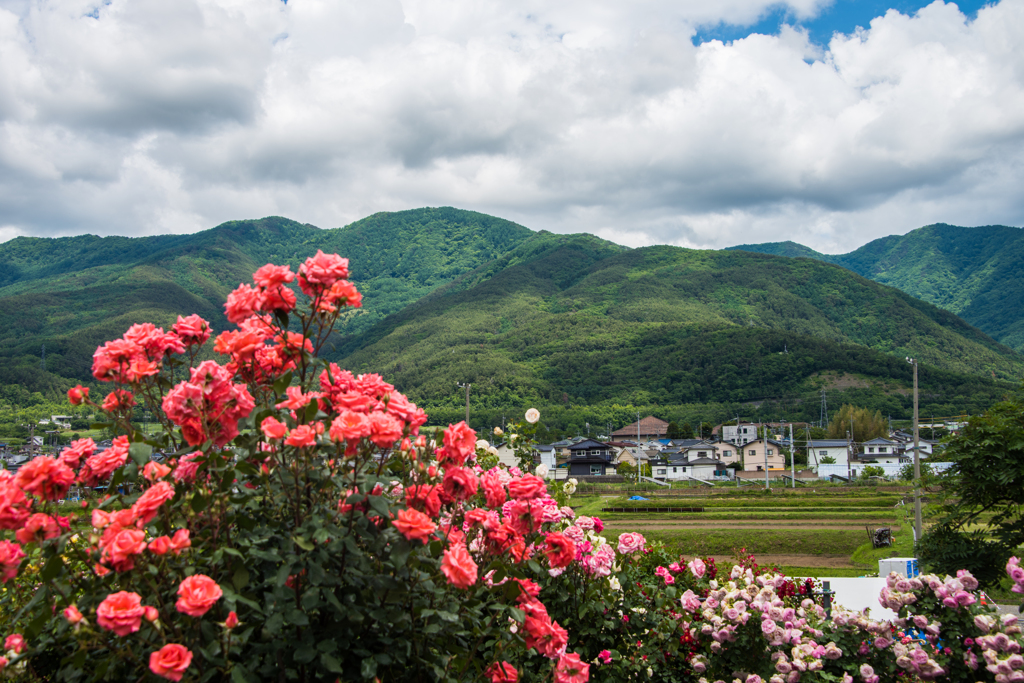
<box><xmin>0</xmin><ymin>208</ymin><xmax>534</xmax><ymax>389</ymax></box>
<box><xmin>728</xmin><ymin>224</ymin><xmax>1024</xmax><ymax>351</ymax></box>
<box><xmin>338</xmin><ymin>237</ymin><xmax>1022</xmax><ymax>415</ymax></box>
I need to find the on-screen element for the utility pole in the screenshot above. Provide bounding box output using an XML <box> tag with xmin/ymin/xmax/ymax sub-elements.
<box><xmin>789</xmin><ymin>422</ymin><xmax>795</xmax><ymax>488</ymax></box>
<box><xmin>763</xmin><ymin>439</ymin><xmax>769</xmax><ymax>490</ymax></box>
<box><xmin>908</xmin><ymin>357</ymin><xmax>922</xmax><ymax>542</ymax></box>
<box><xmin>456</xmin><ymin>382</ymin><xmax>471</xmax><ymax>425</ymax></box>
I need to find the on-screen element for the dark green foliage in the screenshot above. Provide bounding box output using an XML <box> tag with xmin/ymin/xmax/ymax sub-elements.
<box><xmin>918</xmin><ymin>392</ymin><xmax>1024</xmax><ymax>585</ymax></box>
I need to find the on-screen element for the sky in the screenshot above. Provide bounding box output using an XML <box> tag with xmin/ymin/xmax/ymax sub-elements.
<box><xmin>1</xmin><ymin>0</ymin><xmax>1022</xmax><ymax>253</ymax></box>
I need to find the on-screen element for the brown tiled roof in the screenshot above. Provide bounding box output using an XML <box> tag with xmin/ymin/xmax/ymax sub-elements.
<box><xmin>611</xmin><ymin>416</ymin><xmax>669</xmax><ymax>437</ymax></box>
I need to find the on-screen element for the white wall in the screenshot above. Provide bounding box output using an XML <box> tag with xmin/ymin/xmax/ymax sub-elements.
<box><xmin>817</xmin><ymin>462</ymin><xmax>952</xmax><ymax>479</ymax></box>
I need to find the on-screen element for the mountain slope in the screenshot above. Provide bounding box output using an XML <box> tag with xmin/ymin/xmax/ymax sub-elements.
<box><xmin>0</xmin><ymin>208</ymin><xmax>535</xmax><ymax>387</ymax></box>
<box><xmin>728</xmin><ymin>224</ymin><xmax>1024</xmax><ymax>351</ymax></box>
<box><xmin>338</xmin><ymin>240</ymin><xmax>1022</xmax><ymax>413</ymax></box>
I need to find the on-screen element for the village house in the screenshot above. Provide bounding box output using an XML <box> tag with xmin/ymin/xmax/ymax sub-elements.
<box><xmin>741</xmin><ymin>438</ymin><xmax>786</xmax><ymax>471</ymax></box>
<box><xmin>567</xmin><ymin>439</ymin><xmax>616</xmax><ymax>476</ymax></box>
<box><xmin>720</xmin><ymin>423</ymin><xmax>759</xmax><ymax>447</ymax></box>
<box><xmin>611</xmin><ymin>416</ymin><xmax>670</xmax><ymax>442</ymax></box>
<box><xmin>806</xmin><ymin>439</ymin><xmax>851</xmax><ymax>467</ymax></box>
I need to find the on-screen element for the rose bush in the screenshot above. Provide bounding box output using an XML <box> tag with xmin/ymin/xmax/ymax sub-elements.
<box><xmin>0</xmin><ymin>253</ymin><xmax>591</xmax><ymax>682</ymax></box>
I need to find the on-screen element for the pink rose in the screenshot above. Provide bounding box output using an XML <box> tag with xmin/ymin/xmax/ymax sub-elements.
<box><xmin>616</xmin><ymin>532</ymin><xmax>645</xmax><ymax>555</ymax></box>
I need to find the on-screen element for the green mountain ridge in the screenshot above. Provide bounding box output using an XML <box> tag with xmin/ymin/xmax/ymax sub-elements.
<box><xmin>0</xmin><ymin>209</ymin><xmax>1020</xmax><ymax>429</ymax></box>
<box><xmin>728</xmin><ymin>224</ymin><xmax>1024</xmax><ymax>351</ymax></box>
<box><xmin>337</xmin><ymin>236</ymin><xmax>1021</xmax><ymax>419</ymax></box>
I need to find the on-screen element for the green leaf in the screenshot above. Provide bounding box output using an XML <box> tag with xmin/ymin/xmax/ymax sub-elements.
<box><xmin>191</xmin><ymin>493</ymin><xmax>208</xmax><ymax>513</ymax></box>
<box><xmin>231</xmin><ymin>665</ymin><xmax>256</xmax><ymax>683</ymax></box>
<box><xmin>320</xmin><ymin>654</ymin><xmax>343</xmax><ymax>673</ymax></box>
<box><xmin>293</xmin><ymin>536</ymin><xmax>315</xmax><ymax>551</ymax></box>
<box><xmin>129</xmin><ymin>442</ymin><xmax>153</xmax><ymax>466</ymax></box>
<box><xmin>232</xmin><ymin>566</ymin><xmax>250</xmax><ymax>591</ymax></box>
<box><xmin>361</xmin><ymin>657</ymin><xmax>378</xmax><ymax>679</ymax></box>
<box><xmin>40</xmin><ymin>553</ymin><xmax>63</xmax><ymax>581</ymax></box>
<box><xmin>273</xmin><ymin>371</ymin><xmax>294</xmax><ymax>396</ymax></box>
<box><xmin>294</xmin><ymin>646</ymin><xmax>317</xmax><ymax>664</ymax></box>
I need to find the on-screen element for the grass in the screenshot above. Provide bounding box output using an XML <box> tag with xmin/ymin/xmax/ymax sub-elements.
<box><xmin>596</xmin><ymin>511</ymin><xmax>900</xmax><ymax>522</ymax></box>
<box><xmin>605</xmin><ymin>497</ymin><xmax>906</xmax><ymax>509</ymax></box>
<box><xmin>607</xmin><ymin>528</ymin><xmax>867</xmax><ymax>557</ymax></box>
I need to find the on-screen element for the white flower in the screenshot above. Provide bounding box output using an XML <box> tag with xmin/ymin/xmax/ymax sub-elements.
<box><xmin>608</xmin><ymin>576</ymin><xmax>621</xmax><ymax>591</ymax></box>
<box><xmin>536</xmin><ymin>464</ymin><xmax>549</xmax><ymax>477</ymax></box>
<box><xmin>568</xmin><ymin>477</ymin><xmax>578</xmax><ymax>486</ymax></box>
<box><xmin>493</xmin><ymin>427</ymin><xmax>503</xmax><ymax>436</ymax></box>
<box><xmin>563</xmin><ymin>482</ymin><xmax>577</xmax><ymax>495</ymax></box>
<box><xmin>476</xmin><ymin>439</ymin><xmax>490</xmax><ymax>450</ymax></box>
<box><xmin>647</xmin><ymin>667</ymin><xmax>653</xmax><ymax>678</ymax></box>
<box><xmin>487</xmin><ymin>446</ymin><xmax>498</xmax><ymax>457</ymax></box>
<box><xmin>525</xmin><ymin>408</ymin><xmax>540</xmax><ymax>423</ymax></box>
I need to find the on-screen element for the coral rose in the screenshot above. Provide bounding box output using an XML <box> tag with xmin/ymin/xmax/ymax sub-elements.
<box><xmin>142</xmin><ymin>461</ymin><xmax>172</xmax><ymax>481</ymax></box>
<box><xmin>0</xmin><ymin>541</ymin><xmax>25</xmax><ymax>583</ymax></box>
<box><xmin>97</xmin><ymin>591</ymin><xmax>145</xmax><ymax>636</ymax></box>
<box><xmin>554</xmin><ymin>652</ymin><xmax>589</xmax><ymax>683</ymax></box>
<box><xmin>14</xmin><ymin>456</ymin><xmax>75</xmax><ymax>501</ymax></box>
<box><xmin>67</xmin><ymin>385</ymin><xmax>89</xmax><ymax>405</ymax></box>
<box><xmin>4</xmin><ymin>634</ymin><xmax>25</xmax><ymax>654</ymax></box>
<box><xmin>175</xmin><ymin>574</ymin><xmax>223</xmax><ymax>617</ymax></box>
<box><xmin>63</xmin><ymin>605</ymin><xmax>84</xmax><ymax>624</ymax></box>
<box><xmin>442</xmin><ymin>466</ymin><xmax>479</xmax><ymax>501</ymax></box>
<box><xmin>102</xmin><ymin>528</ymin><xmax>148</xmax><ymax>571</ymax></box>
<box><xmin>261</xmin><ymin>416</ymin><xmax>288</xmax><ymax>440</ymax></box>
<box><xmin>284</xmin><ymin>424</ymin><xmax>317</xmax><ymax>448</ymax></box>
<box><xmin>508</xmin><ymin>475</ymin><xmax>547</xmax><ymax>501</ymax></box>
<box><xmin>393</xmin><ymin>508</ymin><xmax>437</xmax><ymax>544</ymax></box>
<box><xmin>486</xmin><ymin>661</ymin><xmax>519</xmax><ymax>682</ymax></box>
<box><xmin>149</xmin><ymin>643</ymin><xmax>193</xmax><ymax>682</ymax></box>
<box><xmin>405</xmin><ymin>485</ymin><xmax>441</xmax><ymax>518</ymax></box>
<box><xmin>131</xmin><ymin>481</ymin><xmax>176</xmax><ymax>525</ymax></box>
<box><xmin>78</xmin><ymin>436</ymin><xmax>130</xmax><ymax>485</ymax></box>
<box><xmin>148</xmin><ymin>536</ymin><xmax>171</xmax><ymax>555</ymax></box>
<box><xmin>441</xmin><ymin>543</ymin><xmax>478</xmax><ymax>589</ymax></box>
<box><xmin>15</xmin><ymin>513</ymin><xmax>60</xmax><ymax>545</ymax></box>
<box><xmin>169</xmin><ymin>529</ymin><xmax>191</xmax><ymax>554</ymax></box>
<box><xmin>544</xmin><ymin>533</ymin><xmax>576</xmax><ymax>569</ymax></box>
<box><xmin>441</xmin><ymin>421</ymin><xmax>476</xmax><ymax>464</ymax></box>
<box><xmin>0</xmin><ymin>485</ymin><xmax>26</xmax><ymax>532</ymax></box>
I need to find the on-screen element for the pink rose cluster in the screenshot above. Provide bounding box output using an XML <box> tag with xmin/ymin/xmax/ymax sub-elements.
<box><xmin>162</xmin><ymin>360</ymin><xmax>255</xmax><ymax>448</ymax></box>
<box><xmin>1008</xmin><ymin>557</ymin><xmax>1024</xmax><ymax>594</ymax></box>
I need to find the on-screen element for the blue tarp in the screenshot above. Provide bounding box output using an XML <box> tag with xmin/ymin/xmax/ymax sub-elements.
<box><xmin>628</xmin><ymin>496</ymin><xmax>649</xmax><ymax>501</ymax></box>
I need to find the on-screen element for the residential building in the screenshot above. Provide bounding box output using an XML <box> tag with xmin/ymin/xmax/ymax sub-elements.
<box><xmin>567</xmin><ymin>439</ymin><xmax>616</xmax><ymax>476</ymax></box>
<box><xmin>611</xmin><ymin>416</ymin><xmax>670</xmax><ymax>442</ymax></box>
<box><xmin>740</xmin><ymin>438</ymin><xmax>786</xmax><ymax>471</ymax></box>
<box><xmin>721</xmin><ymin>423</ymin><xmax>760</xmax><ymax>447</ymax></box>
<box><xmin>806</xmin><ymin>439</ymin><xmax>851</xmax><ymax>467</ymax></box>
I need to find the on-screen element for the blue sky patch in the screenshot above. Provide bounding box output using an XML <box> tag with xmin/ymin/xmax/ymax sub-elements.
<box><xmin>692</xmin><ymin>0</ymin><xmax>994</xmax><ymax>47</ymax></box>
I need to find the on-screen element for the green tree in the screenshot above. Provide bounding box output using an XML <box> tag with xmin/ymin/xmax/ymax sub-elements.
<box><xmin>666</xmin><ymin>421</ymin><xmax>683</xmax><ymax>439</ymax></box>
<box><xmin>917</xmin><ymin>393</ymin><xmax>1024</xmax><ymax>585</ymax></box>
<box><xmin>680</xmin><ymin>422</ymin><xmax>695</xmax><ymax>439</ymax></box>
<box><xmin>860</xmin><ymin>465</ymin><xmax>886</xmax><ymax>480</ymax></box>
<box><xmin>826</xmin><ymin>404</ymin><xmax>887</xmax><ymax>443</ymax></box>
<box><xmin>819</xmin><ymin>455</ymin><xmax>837</xmax><ymax>464</ymax></box>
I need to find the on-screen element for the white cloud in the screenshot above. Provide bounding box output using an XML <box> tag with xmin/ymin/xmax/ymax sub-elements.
<box><xmin>0</xmin><ymin>0</ymin><xmax>1022</xmax><ymax>252</ymax></box>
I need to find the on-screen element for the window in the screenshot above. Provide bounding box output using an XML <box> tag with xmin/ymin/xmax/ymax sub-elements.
<box><xmin>590</xmin><ymin>465</ymin><xmax>602</xmax><ymax>475</ymax></box>
<box><xmin>879</xmin><ymin>447</ymin><xmax>887</xmax><ymax>453</ymax></box>
<box><xmin>673</xmin><ymin>467</ymin><xmax>677</xmax><ymax>473</ymax></box>
<box><xmin>868</xmin><ymin>447</ymin><xmax>875</xmax><ymax>453</ymax></box>
<box><xmin>748</xmin><ymin>450</ymin><xmax>756</xmax><ymax>457</ymax></box>
<box><xmin>698</xmin><ymin>451</ymin><xmax>707</xmax><ymax>457</ymax></box>
<box><xmin>756</xmin><ymin>466</ymin><xmax>763</xmax><ymax>471</ymax></box>
<box><xmin>682</xmin><ymin>467</ymin><xmax>687</xmax><ymax>472</ymax></box>
<box><xmin>767</xmin><ymin>449</ymin><xmax>773</xmax><ymax>455</ymax></box>
<box><xmin>657</xmin><ymin>469</ymin><xmax>667</xmax><ymax>475</ymax></box>
<box><xmin>723</xmin><ymin>450</ymin><xmax>732</xmax><ymax>458</ymax></box>
<box><xmin>819</xmin><ymin>451</ymin><xmax>827</xmax><ymax>457</ymax></box>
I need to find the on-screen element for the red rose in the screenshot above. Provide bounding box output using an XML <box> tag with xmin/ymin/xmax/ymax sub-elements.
<box><xmin>393</xmin><ymin>508</ymin><xmax>437</xmax><ymax>544</ymax></box>
<box><xmin>508</xmin><ymin>475</ymin><xmax>547</xmax><ymax>501</ymax></box>
<box><xmin>441</xmin><ymin>421</ymin><xmax>476</xmax><ymax>464</ymax></box>
<box><xmin>441</xmin><ymin>543</ymin><xmax>478</xmax><ymax>589</ymax></box>
<box><xmin>78</xmin><ymin>436</ymin><xmax>130</xmax><ymax>486</ymax></box>
<box><xmin>14</xmin><ymin>513</ymin><xmax>60</xmax><ymax>545</ymax></box>
<box><xmin>524</xmin><ymin>614</ymin><xmax>568</xmax><ymax>660</ymax></box>
<box><xmin>284</xmin><ymin>424</ymin><xmax>317</xmax><ymax>448</ymax></box>
<box><xmin>175</xmin><ymin>574</ymin><xmax>222</xmax><ymax>617</ymax></box>
<box><xmin>481</xmin><ymin>472</ymin><xmax>507</xmax><ymax>509</ymax></box>
<box><xmin>168</xmin><ymin>529</ymin><xmax>190</xmax><ymax>554</ymax></box>
<box><xmin>149</xmin><ymin>643</ymin><xmax>193</xmax><ymax>682</ymax></box>
<box><xmin>405</xmin><ymin>485</ymin><xmax>441</xmax><ymax>517</ymax></box>
<box><xmin>96</xmin><ymin>591</ymin><xmax>145</xmax><ymax>636</ymax></box>
<box><xmin>442</xmin><ymin>466</ymin><xmax>479</xmax><ymax>501</ymax></box>
<box><xmin>261</xmin><ymin>416</ymin><xmax>288</xmax><ymax>440</ymax></box>
<box><xmin>544</xmin><ymin>533</ymin><xmax>576</xmax><ymax>569</ymax></box>
<box><xmin>67</xmin><ymin>385</ymin><xmax>89</xmax><ymax>405</ymax></box>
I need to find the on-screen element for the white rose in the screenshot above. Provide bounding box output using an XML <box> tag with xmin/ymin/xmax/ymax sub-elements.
<box><xmin>487</xmin><ymin>446</ymin><xmax>498</xmax><ymax>457</ymax></box>
<box><xmin>525</xmin><ymin>408</ymin><xmax>540</xmax><ymax>423</ymax></box>
<box><xmin>608</xmin><ymin>576</ymin><xmax>621</xmax><ymax>591</ymax></box>
<box><xmin>476</xmin><ymin>439</ymin><xmax>490</xmax><ymax>450</ymax></box>
<box><xmin>493</xmin><ymin>427</ymin><xmax>503</xmax><ymax>436</ymax></box>
<box><xmin>536</xmin><ymin>464</ymin><xmax>549</xmax><ymax>477</ymax></box>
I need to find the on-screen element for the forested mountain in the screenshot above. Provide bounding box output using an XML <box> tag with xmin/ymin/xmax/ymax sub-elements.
<box><xmin>729</xmin><ymin>224</ymin><xmax>1024</xmax><ymax>351</ymax></box>
<box><xmin>0</xmin><ymin>208</ymin><xmax>533</xmax><ymax>390</ymax></box>
<box><xmin>1</xmin><ymin>209</ymin><xmax>1021</xmax><ymax>435</ymax></box>
<box><xmin>337</xmin><ymin>234</ymin><xmax>1022</xmax><ymax>422</ymax></box>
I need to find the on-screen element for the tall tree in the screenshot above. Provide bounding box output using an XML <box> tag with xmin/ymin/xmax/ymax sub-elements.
<box><xmin>680</xmin><ymin>422</ymin><xmax>695</xmax><ymax>439</ymax></box>
<box><xmin>917</xmin><ymin>392</ymin><xmax>1024</xmax><ymax>585</ymax></box>
<box><xmin>826</xmin><ymin>404</ymin><xmax>887</xmax><ymax>443</ymax></box>
<box><xmin>666</xmin><ymin>421</ymin><xmax>683</xmax><ymax>439</ymax></box>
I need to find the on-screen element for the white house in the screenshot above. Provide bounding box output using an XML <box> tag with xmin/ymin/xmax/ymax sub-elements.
<box><xmin>806</xmin><ymin>440</ymin><xmax>851</xmax><ymax>468</ymax></box>
<box><xmin>721</xmin><ymin>423</ymin><xmax>759</xmax><ymax>447</ymax></box>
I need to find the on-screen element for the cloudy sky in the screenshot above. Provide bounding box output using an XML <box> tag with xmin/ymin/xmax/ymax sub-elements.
<box><xmin>1</xmin><ymin>0</ymin><xmax>1021</xmax><ymax>253</ymax></box>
